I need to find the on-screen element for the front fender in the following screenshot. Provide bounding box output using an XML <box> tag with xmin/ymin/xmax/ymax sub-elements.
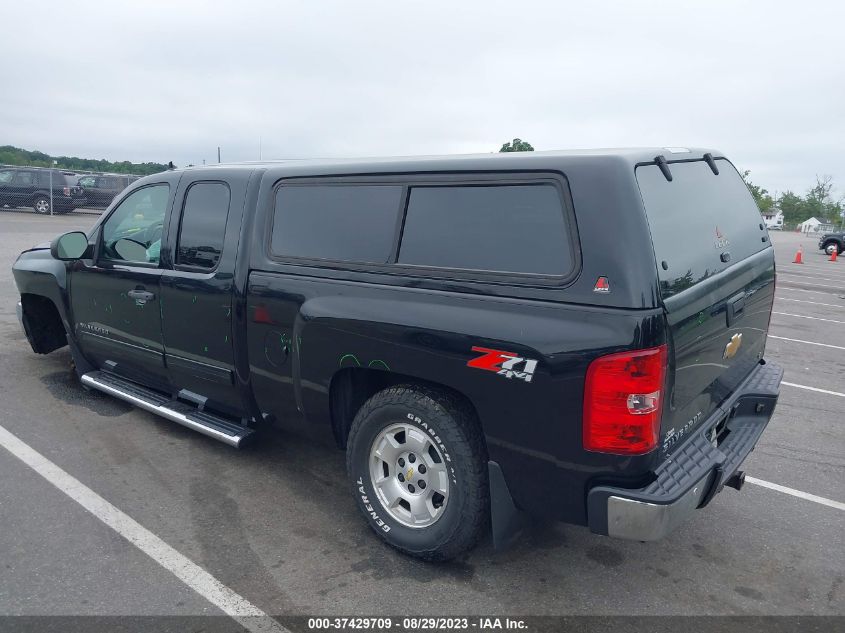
<box><xmin>13</xmin><ymin>247</ymin><xmax>68</xmax><ymax>308</ymax></box>
<box><xmin>12</xmin><ymin>248</ymin><xmax>93</xmax><ymax>372</ymax></box>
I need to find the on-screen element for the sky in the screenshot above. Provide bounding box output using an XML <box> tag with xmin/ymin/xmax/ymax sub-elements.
<box><xmin>1</xmin><ymin>0</ymin><xmax>843</xmax><ymax>198</ymax></box>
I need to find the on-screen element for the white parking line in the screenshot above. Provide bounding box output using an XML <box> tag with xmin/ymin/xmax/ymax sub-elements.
<box><xmin>776</xmin><ymin>279</ymin><xmax>843</xmax><ymax>289</ymax></box>
<box><xmin>746</xmin><ymin>476</ymin><xmax>845</xmax><ymax>512</ymax></box>
<box><xmin>768</xmin><ymin>335</ymin><xmax>845</xmax><ymax>350</ymax></box>
<box><xmin>776</xmin><ymin>287</ymin><xmax>843</xmax><ymax>298</ymax></box>
<box><xmin>778</xmin><ymin>272</ymin><xmax>845</xmax><ymax>283</ymax></box>
<box><xmin>782</xmin><ymin>381</ymin><xmax>845</xmax><ymax>397</ymax></box>
<box><xmin>772</xmin><ymin>311</ymin><xmax>845</xmax><ymax>325</ymax></box>
<box><xmin>782</xmin><ymin>263</ymin><xmax>845</xmax><ymax>273</ymax></box>
<box><xmin>0</xmin><ymin>424</ymin><xmax>288</xmax><ymax>633</ymax></box>
<box><xmin>776</xmin><ymin>297</ymin><xmax>845</xmax><ymax>309</ymax></box>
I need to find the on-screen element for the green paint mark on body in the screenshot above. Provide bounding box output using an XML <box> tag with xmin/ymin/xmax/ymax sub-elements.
<box><xmin>339</xmin><ymin>353</ymin><xmax>361</xmax><ymax>368</ymax></box>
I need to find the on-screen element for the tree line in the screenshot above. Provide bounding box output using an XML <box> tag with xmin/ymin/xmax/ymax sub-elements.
<box><xmin>0</xmin><ymin>145</ymin><xmax>169</xmax><ymax>176</ymax></box>
<box><xmin>742</xmin><ymin>171</ymin><xmax>843</xmax><ymax>228</ymax></box>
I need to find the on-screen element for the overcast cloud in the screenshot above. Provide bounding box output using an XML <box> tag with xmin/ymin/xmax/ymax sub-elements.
<box><xmin>1</xmin><ymin>0</ymin><xmax>843</xmax><ymax>196</ymax></box>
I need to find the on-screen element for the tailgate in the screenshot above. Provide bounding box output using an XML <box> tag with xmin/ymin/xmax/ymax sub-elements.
<box><xmin>636</xmin><ymin>156</ymin><xmax>776</xmax><ymax>454</ymax></box>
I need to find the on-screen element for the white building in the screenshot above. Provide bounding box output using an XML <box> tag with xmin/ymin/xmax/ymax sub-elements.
<box><xmin>762</xmin><ymin>209</ymin><xmax>784</xmax><ymax>230</ymax></box>
<box><xmin>799</xmin><ymin>217</ymin><xmax>834</xmax><ymax>234</ymax></box>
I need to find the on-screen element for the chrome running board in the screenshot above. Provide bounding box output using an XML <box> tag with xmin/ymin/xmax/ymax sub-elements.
<box><xmin>80</xmin><ymin>370</ymin><xmax>255</xmax><ymax>448</ymax></box>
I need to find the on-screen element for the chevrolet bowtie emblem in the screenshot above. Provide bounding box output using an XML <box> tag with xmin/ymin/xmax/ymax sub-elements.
<box><xmin>406</xmin><ymin>467</ymin><xmax>414</xmax><ymax>480</ymax></box>
<box><xmin>723</xmin><ymin>333</ymin><xmax>743</xmax><ymax>359</ymax></box>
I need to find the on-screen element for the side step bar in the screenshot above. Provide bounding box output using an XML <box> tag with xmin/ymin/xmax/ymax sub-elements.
<box><xmin>80</xmin><ymin>371</ymin><xmax>255</xmax><ymax>448</ymax></box>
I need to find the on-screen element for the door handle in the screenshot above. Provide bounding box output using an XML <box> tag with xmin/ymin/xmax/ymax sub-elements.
<box><xmin>128</xmin><ymin>288</ymin><xmax>155</xmax><ymax>304</ymax></box>
<box><xmin>726</xmin><ymin>293</ymin><xmax>745</xmax><ymax>326</ymax></box>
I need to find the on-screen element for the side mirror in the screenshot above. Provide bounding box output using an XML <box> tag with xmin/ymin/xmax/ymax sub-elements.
<box><xmin>51</xmin><ymin>231</ymin><xmax>89</xmax><ymax>260</ymax></box>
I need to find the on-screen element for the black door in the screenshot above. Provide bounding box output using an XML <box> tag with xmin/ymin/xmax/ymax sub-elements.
<box><xmin>159</xmin><ymin>171</ymin><xmax>250</xmax><ymax>416</ymax></box>
<box><xmin>10</xmin><ymin>170</ymin><xmax>37</xmax><ymax>208</ymax></box>
<box><xmin>77</xmin><ymin>176</ymin><xmax>97</xmax><ymax>207</ymax></box>
<box><xmin>69</xmin><ymin>179</ymin><xmax>178</xmax><ymax>390</ymax></box>
<box><xmin>0</xmin><ymin>168</ymin><xmax>14</xmax><ymax>206</ymax></box>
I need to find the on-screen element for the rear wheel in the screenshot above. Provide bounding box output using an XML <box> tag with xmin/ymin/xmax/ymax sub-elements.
<box><xmin>33</xmin><ymin>196</ymin><xmax>51</xmax><ymax>214</ymax></box>
<box><xmin>346</xmin><ymin>385</ymin><xmax>488</xmax><ymax>560</ymax></box>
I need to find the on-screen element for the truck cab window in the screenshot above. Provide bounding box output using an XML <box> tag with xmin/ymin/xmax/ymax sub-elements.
<box><xmin>176</xmin><ymin>182</ymin><xmax>231</xmax><ymax>270</ymax></box>
<box><xmin>100</xmin><ymin>184</ymin><xmax>170</xmax><ymax>264</ymax></box>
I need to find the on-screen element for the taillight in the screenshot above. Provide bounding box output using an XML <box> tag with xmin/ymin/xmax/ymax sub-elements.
<box><xmin>63</xmin><ymin>186</ymin><xmax>70</xmax><ymax>196</ymax></box>
<box><xmin>583</xmin><ymin>344</ymin><xmax>667</xmax><ymax>455</ymax></box>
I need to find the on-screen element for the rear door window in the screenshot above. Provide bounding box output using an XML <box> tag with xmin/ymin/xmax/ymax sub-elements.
<box><xmin>272</xmin><ymin>185</ymin><xmax>403</xmax><ymax>263</ymax></box>
<box><xmin>636</xmin><ymin>159</ymin><xmax>768</xmax><ymax>297</ymax></box>
<box><xmin>398</xmin><ymin>184</ymin><xmax>573</xmax><ymax>275</ymax></box>
<box><xmin>176</xmin><ymin>182</ymin><xmax>231</xmax><ymax>270</ymax></box>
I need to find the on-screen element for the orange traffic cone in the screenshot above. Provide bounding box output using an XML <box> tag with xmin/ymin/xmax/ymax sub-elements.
<box><xmin>831</xmin><ymin>248</ymin><xmax>838</xmax><ymax>262</ymax></box>
<box><xmin>793</xmin><ymin>246</ymin><xmax>804</xmax><ymax>264</ymax></box>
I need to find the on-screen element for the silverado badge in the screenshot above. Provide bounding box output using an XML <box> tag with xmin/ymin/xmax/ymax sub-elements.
<box><xmin>723</xmin><ymin>333</ymin><xmax>743</xmax><ymax>359</ymax></box>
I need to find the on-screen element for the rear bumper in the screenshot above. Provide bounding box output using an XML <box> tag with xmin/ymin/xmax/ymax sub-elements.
<box><xmin>587</xmin><ymin>360</ymin><xmax>783</xmax><ymax>541</ymax></box>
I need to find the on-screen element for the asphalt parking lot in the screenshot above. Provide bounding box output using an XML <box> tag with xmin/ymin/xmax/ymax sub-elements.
<box><xmin>0</xmin><ymin>210</ymin><xmax>842</xmax><ymax>623</ymax></box>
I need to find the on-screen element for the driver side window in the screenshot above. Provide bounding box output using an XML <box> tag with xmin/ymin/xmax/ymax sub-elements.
<box><xmin>101</xmin><ymin>184</ymin><xmax>170</xmax><ymax>264</ymax></box>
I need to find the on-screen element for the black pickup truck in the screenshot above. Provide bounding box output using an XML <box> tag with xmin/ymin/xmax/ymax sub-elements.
<box><xmin>818</xmin><ymin>231</ymin><xmax>844</xmax><ymax>255</ymax></box>
<box><xmin>13</xmin><ymin>149</ymin><xmax>782</xmax><ymax>560</ymax></box>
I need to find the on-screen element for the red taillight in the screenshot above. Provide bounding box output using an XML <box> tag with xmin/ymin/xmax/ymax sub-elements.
<box><xmin>583</xmin><ymin>344</ymin><xmax>667</xmax><ymax>455</ymax></box>
<box><xmin>63</xmin><ymin>186</ymin><xmax>71</xmax><ymax>196</ymax></box>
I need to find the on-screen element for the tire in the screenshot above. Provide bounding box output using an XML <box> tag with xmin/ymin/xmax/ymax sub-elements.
<box><xmin>346</xmin><ymin>385</ymin><xmax>488</xmax><ymax>561</ymax></box>
<box><xmin>33</xmin><ymin>196</ymin><xmax>51</xmax><ymax>214</ymax></box>
<box><xmin>824</xmin><ymin>242</ymin><xmax>842</xmax><ymax>255</ymax></box>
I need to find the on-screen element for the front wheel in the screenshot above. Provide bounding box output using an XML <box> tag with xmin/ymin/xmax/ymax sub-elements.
<box><xmin>346</xmin><ymin>385</ymin><xmax>489</xmax><ymax>561</ymax></box>
<box><xmin>824</xmin><ymin>242</ymin><xmax>842</xmax><ymax>255</ymax></box>
<box><xmin>33</xmin><ymin>196</ymin><xmax>51</xmax><ymax>214</ymax></box>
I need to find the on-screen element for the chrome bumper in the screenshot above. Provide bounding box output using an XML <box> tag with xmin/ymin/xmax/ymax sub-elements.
<box><xmin>16</xmin><ymin>300</ymin><xmax>23</xmax><ymax>328</ymax></box>
<box><xmin>605</xmin><ymin>475</ymin><xmax>711</xmax><ymax>541</ymax></box>
<box><xmin>587</xmin><ymin>360</ymin><xmax>782</xmax><ymax>542</ymax></box>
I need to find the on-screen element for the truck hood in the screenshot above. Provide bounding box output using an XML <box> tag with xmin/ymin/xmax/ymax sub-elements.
<box><xmin>21</xmin><ymin>241</ymin><xmax>51</xmax><ymax>253</ymax></box>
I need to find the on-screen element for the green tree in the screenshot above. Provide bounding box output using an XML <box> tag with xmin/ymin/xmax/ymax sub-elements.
<box><xmin>740</xmin><ymin>170</ymin><xmax>774</xmax><ymax>212</ymax></box>
<box><xmin>777</xmin><ymin>191</ymin><xmax>804</xmax><ymax>226</ymax></box>
<box><xmin>499</xmin><ymin>138</ymin><xmax>534</xmax><ymax>152</ymax></box>
<box><xmin>804</xmin><ymin>175</ymin><xmax>843</xmax><ymax>225</ymax></box>
<box><xmin>0</xmin><ymin>145</ymin><xmax>169</xmax><ymax>176</ymax></box>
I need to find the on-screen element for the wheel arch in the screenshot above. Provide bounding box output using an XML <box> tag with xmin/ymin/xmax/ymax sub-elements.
<box><xmin>823</xmin><ymin>238</ymin><xmax>843</xmax><ymax>254</ymax></box>
<box><xmin>19</xmin><ymin>293</ymin><xmax>67</xmax><ymax>354</ymax></box>
<box><xmin>328</xmin><ymin>367</ymin><xmax>486</xmax><ymax>453</ymax></box>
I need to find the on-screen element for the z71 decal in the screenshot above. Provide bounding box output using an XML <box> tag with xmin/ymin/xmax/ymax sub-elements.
<box><xmin>467</xmin><ymin>346</ymin><xmax>538</xmax><ymax>383</ymax></box>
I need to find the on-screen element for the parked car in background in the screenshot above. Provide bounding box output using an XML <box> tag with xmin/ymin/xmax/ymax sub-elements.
<box><xmin>818</xmin><ymin>231</ymin><xmax>844</xmax><ymax>255</ymax></box>
<box><xmin>0</xmin><ymin>167</ymin><xmax>81</xmax><ymax>214</ymax></box>
<box><xmin>76</xmin><ymin>174</ymin><xmax>138</xmax><ymax>208</ymax></box>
